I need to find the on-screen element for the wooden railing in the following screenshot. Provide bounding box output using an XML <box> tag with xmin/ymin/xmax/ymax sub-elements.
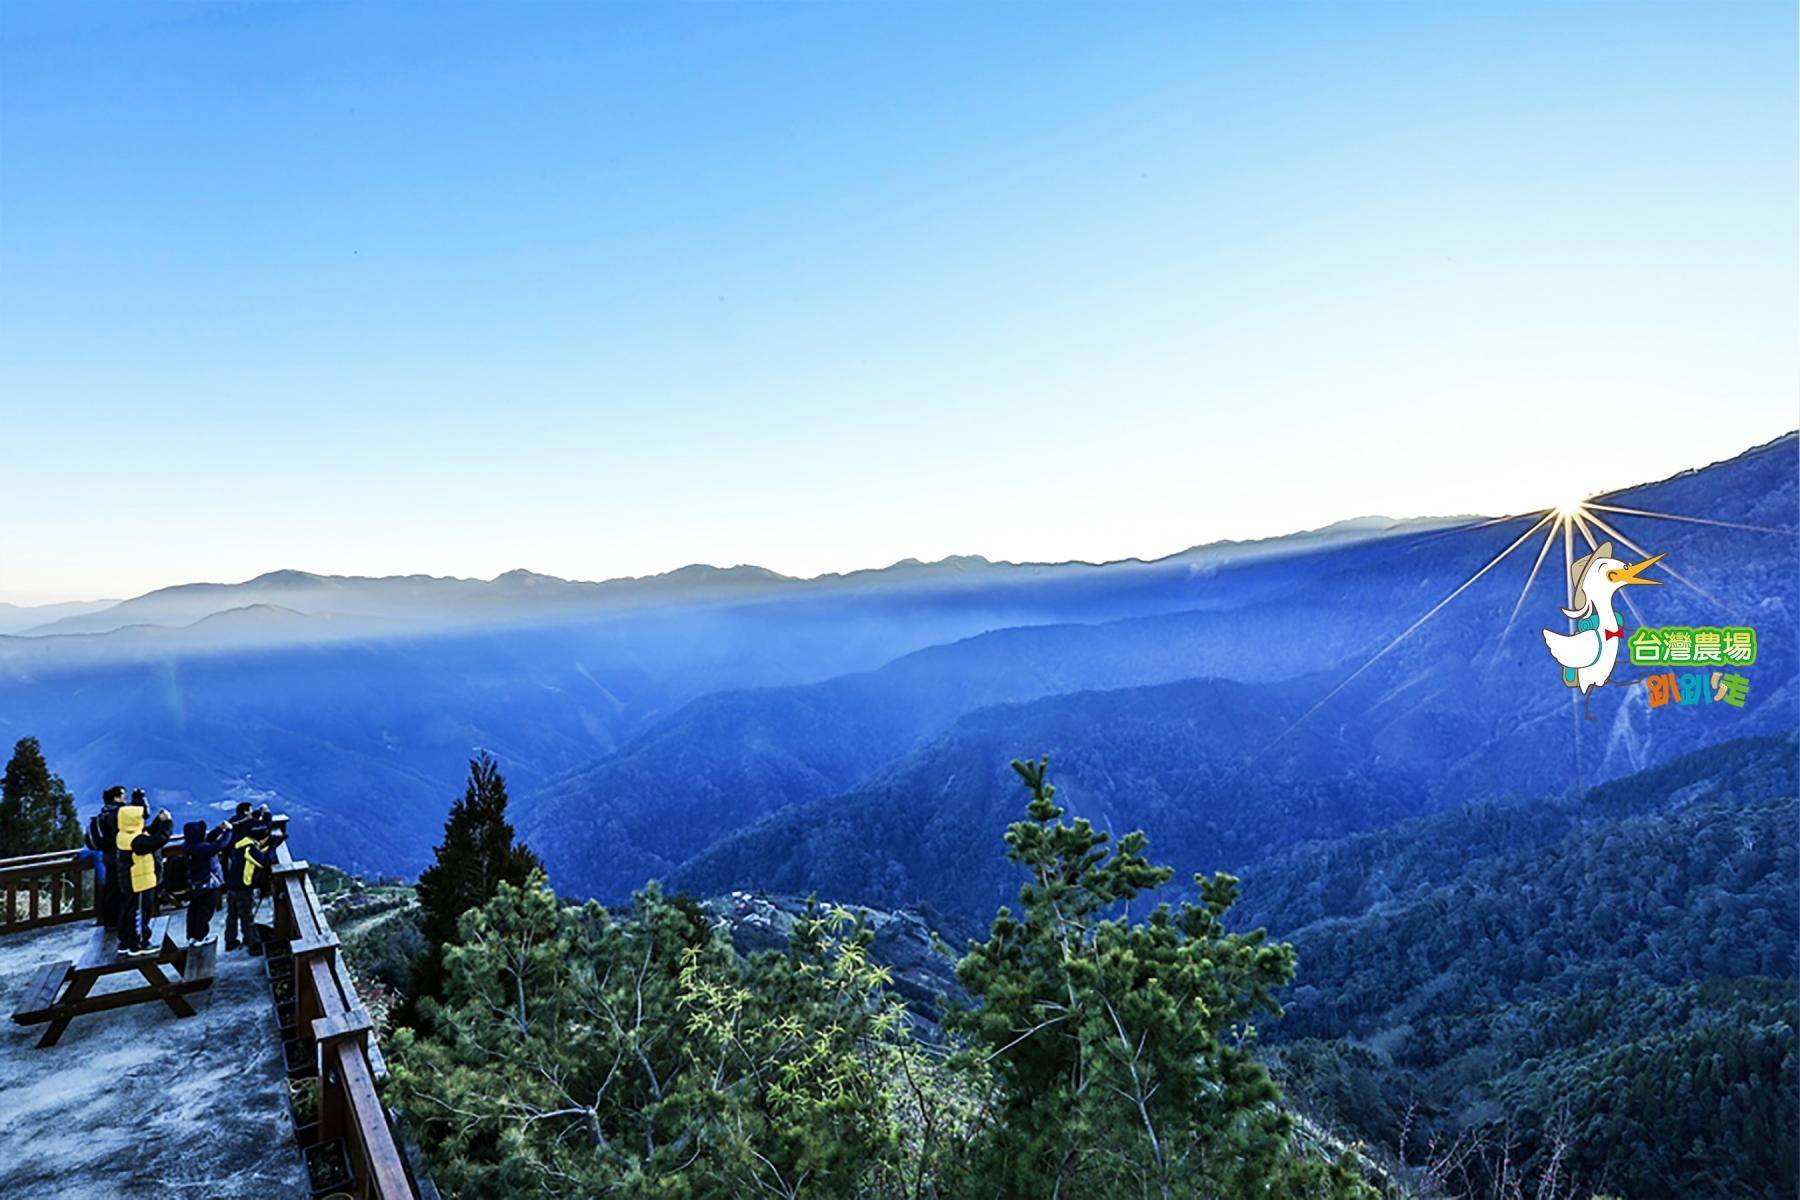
<box><xmin>0</xmin><ymin>820</ymin><xmax>283</xmax><ymax>934</ymax></box>
<box><xmin>0</xmin><ymin>825</ymin><xmax>422</xmax><ymax>1200</ymax></box>
<box><xmin>269</xmin><ymin>840</ymin><xmax>419</xmax><ymax>1200</ymax></box>
<box><xmin>0</xmin><ymin>847</ymin><xmax>96</xmax><ymax>931</ymax></box>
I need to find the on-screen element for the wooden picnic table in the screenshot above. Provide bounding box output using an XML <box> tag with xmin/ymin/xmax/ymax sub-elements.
<box><xmin>10</xmin><ymin>916</ymin><xmax>217</xmax><ymax>1048</ymax></box>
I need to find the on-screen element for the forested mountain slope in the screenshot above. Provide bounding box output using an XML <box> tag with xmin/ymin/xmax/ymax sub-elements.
<box><xmin>1249</xmin><ymin>736</ymin><xmax>1798</xmax><ymax>1199</ymax></box>
<box><xmin>667</xmin><ymin>675</ymin><xmax>1425</xmax><ymax>922</ymax></box>
<box><xmin>1233</xmin><ymin>732</ymin><xmax>1798</xmax><ymax>931</ymax></box>
<box><xmin>543</xmin><ymin>435</ymin><xmax>1796</xmax><ymax>903</ymax></box>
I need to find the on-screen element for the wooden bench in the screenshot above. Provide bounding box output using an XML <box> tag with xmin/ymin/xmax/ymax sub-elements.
<box><xmin>11</xmin><ymin>920</ymin><xmax>218</xmax><ymax>1048</ymax></box>
<box><xmin>77</xmin><ymin>924</ymin><xmax>118</xmax><ymax>971</ymax></box>
<box><xmin>15</xmin><ymin>960</ymin><xmax>70</xmax><ymax>1021</ymax></box>
<box><xmin>183</xmin><ymin>939</ymin><xmax>218</xmax><ymax>989</ymax></box>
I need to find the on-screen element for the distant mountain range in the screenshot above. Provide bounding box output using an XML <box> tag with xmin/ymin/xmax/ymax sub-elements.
<box><xmin>560</xmin><ymin>434</ymin><xmax>1797</xmax><ymax>914</ymax></box>
<box><xmin>6</xmin><ymin>516</ymin><xmax>1441</xmax><ymax>644</ymax></box>
<box><xmin>0</xmin><ymin>506</ymin><xmax>1460</xmax><ymax>871</ymax></box>
<box><xmin>0</xmin><ymin>433</ymin><xmax>1792</xmax><ymax>894</ymax></box>
<box><xmin>0</xmin><ymin>598</ymin><xmax>119</xmax><ymax>636</ymax></box>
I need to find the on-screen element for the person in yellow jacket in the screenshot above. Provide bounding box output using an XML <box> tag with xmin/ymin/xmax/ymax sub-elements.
<box><xmin>115</xmin><ymin>802</ymin><xmax>175</xmax><ymax>954</ymax></box>
<box><xmin>225</xmin><ymin>816</ymin><xmax>286</xmax><ymax>955</ymax></box>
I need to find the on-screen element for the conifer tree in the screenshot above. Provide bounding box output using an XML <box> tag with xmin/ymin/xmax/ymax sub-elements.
<box><xmin>949</xmin><ymin>756</ymin><xmax>1372</xmax><ymax>1199</ymax></box>
<box><xmin>0</xmin><ymin>737</ymin><xmax>80</xmax><ymax>857</ymax></box>
<box><xmin>401</xmin><ymin>751</ymin><xmax>542</xmax><ymax>1022</ymax></box>
<box><xmin>391</xmin><ymin>754</ymin><xmax>1372</xmax><ymax>1198</ymax></box>
<box><xmin>391</xmin><ymin>874</ymin><xmax>927</xmax><ymax>1197</ymax></box>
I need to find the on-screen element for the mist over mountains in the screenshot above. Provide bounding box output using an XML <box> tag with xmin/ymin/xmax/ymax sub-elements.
<box><xmin>571</xmin><ymin>435</ymin><xmax>1799</xmax><ymax>913</ymax></box>
<box><xmin>9</xmin><ymin>516</ymin><xmax>1436</xmax><ymax>645</ymax></box>
<box><xmin>0</xmin><ymin>598</ymin><xmax>119</xmax><ymax>636</ymax></box>
<box><xmin>0</xmin><ymin>435</ymin><xmax>1792</xmax><ymax>896</ymax></box>
<box><xmin>0</xmin><ymin>507</ymin><xmax>1455</xmax><ymax>871</ymax></box>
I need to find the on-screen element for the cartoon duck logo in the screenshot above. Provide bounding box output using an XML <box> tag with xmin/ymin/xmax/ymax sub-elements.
<box><xmin>1541</xmin><ymin>541</ymin><xmax>1665</xmax><ymax>719</ymax></box>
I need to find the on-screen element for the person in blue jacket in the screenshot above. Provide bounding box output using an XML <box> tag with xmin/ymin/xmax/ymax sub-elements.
<box><xmin>174</xmin><ymin>819</ymin><xmax>234</xmax><ymax>944</ymax></box>
<box><xmin>84</xmin><ymin>785</ymin><xmax>127</xmax><ymax>928</ymax></box>
<box><xmin>225</xmin><ymin>817</ymin><xmax>286</xmax><ymax>955</ymax></box>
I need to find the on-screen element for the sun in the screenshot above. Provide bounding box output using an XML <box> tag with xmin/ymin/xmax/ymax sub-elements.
<box><xmin>1258</xmin><ymin>486</ymin><xmax>1789</xmax><ymax>757</ymax></box>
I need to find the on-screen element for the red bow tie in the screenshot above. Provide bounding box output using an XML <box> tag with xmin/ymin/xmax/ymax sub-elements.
<box><xmin>1604</xmin><ymin>627</ymin><xmax>1626</xmax><ymax>641</ymax></box>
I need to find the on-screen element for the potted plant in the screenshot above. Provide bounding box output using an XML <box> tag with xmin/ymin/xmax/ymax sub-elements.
<box><xmin>288</xmin><ymin>1078</ymin><xmax>318</xmax><ymax>1126</ymax></box>
<box><xmin>304</xmin><ymin>1139</ymin><xmax>351</xmax><ymax>1196</ymax></box>
<box><xmin>284</xmin><ymin>1036</ymin><xmax>318</xmax><ymax>1079</ymax></box>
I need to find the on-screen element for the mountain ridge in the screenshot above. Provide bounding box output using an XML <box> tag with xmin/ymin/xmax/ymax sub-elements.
<box><xmin>526</xmin><ymin>434</ymin><xmax>1795</xmax><ymax>905</ymax></box>
<box><xmin>3</xmin><ymin>435</ymin><xmax>1790</xmax><ymax>882</ymax></box>
<box><xmin>19</xmin><ymin>513</ymin><xmax>1472</xmax><ymax>640</ymax></box>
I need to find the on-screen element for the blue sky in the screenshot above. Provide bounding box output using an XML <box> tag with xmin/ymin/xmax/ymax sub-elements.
<box><xmin>1</xmin><ymin>1</ymin><xmax>1793</xmax><ymax>604</ymax></box>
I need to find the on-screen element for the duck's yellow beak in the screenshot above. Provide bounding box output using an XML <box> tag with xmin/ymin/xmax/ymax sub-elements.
<box><xmin>1608</xmin><ymin>552</ymin><xmax>1665</xmax><ymax>587</ymax></box>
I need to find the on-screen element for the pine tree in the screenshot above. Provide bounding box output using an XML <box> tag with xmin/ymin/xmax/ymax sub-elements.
<box><xmin>390</xmin><ymin>753</ymin><xmax>1373</xmax><ymax>1198</ymax></box>
<box><xmin>391</xmin><ymin>874</ymin><xmax>925</xmax><ymax>1198</ymax></box>
<box><xmin>0</xmin><ymin>737</ymin><xmax>80</xmax><ymax>857</ymax></box>
<box><xmin>400</xmin><ymin>751</ymin><xmax>542</xmax><ymax>1023</ymax></box>
<box><xmin>948</xmin><ymin>756</ymin><xmax>1373</xmax><ymax>1199</ymax></box>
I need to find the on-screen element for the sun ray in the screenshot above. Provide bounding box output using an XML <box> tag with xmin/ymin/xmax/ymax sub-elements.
<box><xmin>1259</xmin><ymin>510</ymin><xmax>1556</xmax><ymax>755</ymax></box>
<box><xmin>1414</xmin><ymin>510</ymin><xmax>1550</xmax><ymax>545</ymax></box>
<box><xmin>1562</xmin><ymin>517</ymin><xmax>1585</xmax><ymax>766</ymax></box>
<box><xmin>1582</xmin><ymin>509</ymin><xmax>1729</xmax><ymax>611</ymax></box>
<box><xmin>1570</xmin><ymin>509</ymin><xmax>1597</xmax><ymax>551</ymax></box>
<box><xmin>1563</xmin><ymin>515</ymin><xmax>1575</xmax><ymax>622</ymax></box>
<box><xmin>1570</xmin><ymin>682</ymin><xmax>1584</xmax><ymax>785</ymax></box>
<box><xmin>1584</xmin><ymin>503</ymin><xmax>1792</xmax><ymax>536</ymax></box>
<box><xmin>1492</xmin><ymin>514</ymin><xmax>1564</xmax><ymax>656</ymax></box>
<box><xmin>1570</xmin><ymin>510</ymin><xmax>1646</xmax><ymax>626</ymax></box>
<box><xmin>1474</xmin><ymin>511</ymin><xmax>1548</xmax><ymax>529</ymax></box>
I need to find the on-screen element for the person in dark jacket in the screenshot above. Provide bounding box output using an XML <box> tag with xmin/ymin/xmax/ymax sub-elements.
<box><xmin>216</xmin><ymin>803</ymin><xmax>256</xmax><ymax>907</ymax></box>
<box><xmin>174</xmin><ymin>819</ymin><xmax>234</xmax><ymax>944</ymax></box>
<box><xmin>116</xmin><ymin>804</ymin><xmax>175</xmax><ymax>954</ymax></box>
<box><xmin>85</xmin><ymin>786</ymin><xmax>128</xmax><ymax>928</ymax></box>
<box><xmin>226</xmin><ymin>800</ymin><xmax>255</xmax><ymax>841</ymax></box>
<box><xmin>225</xmin><ymin>818</ymin><xmax>286</xmax><ymax>954</ymax></box>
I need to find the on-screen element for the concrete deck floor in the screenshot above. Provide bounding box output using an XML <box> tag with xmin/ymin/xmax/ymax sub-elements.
<box><xmin>0</xmin><ymin>918</ymin><xmax>310</xmax><ymax>1199</ymax></box>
